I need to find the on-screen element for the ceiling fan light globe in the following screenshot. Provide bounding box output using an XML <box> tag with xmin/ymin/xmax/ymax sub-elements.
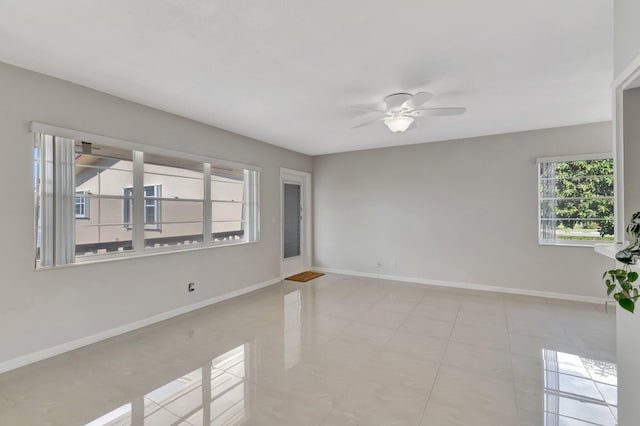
<box><xmin>384</xmin><ymin>116</ymin><xmax>414</xmax><ymax>132</ymax></box>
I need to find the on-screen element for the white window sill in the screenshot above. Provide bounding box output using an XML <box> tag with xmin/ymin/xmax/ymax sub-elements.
<box><xmin>35</xmin><ymin>239</ymin><xmax>260</xmax><ymax>271</ymax></box>
<box><xmin>594</xmin><ymin>243</ymin><xmax>640</xmax><ymax>275</ymax></box>
<box><xmin>538</xmin><ymin>241</ymin><xmax>611</xmax><ymax>248</ymax></box>
<box><xmin>593</xmin><ymin>242</ymin><xmax>629</xmax><ymax>260</ymax></box>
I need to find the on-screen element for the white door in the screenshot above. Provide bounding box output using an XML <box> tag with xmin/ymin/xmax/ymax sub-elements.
<box><xmin>281</xmin><ymin>171</ymin><xmax>306</xmax><ymax>278</ymax></box>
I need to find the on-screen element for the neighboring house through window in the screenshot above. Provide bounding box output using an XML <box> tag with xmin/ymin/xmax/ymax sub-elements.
<box><xmin>123</xmin><ymin>185</ymin><xmax>161</xmax><ymax>230</ymax></box>
<box><xmin>34</xmin><ymin>125</ymin><xmax>261</xmax><ymax>268</ymax></box>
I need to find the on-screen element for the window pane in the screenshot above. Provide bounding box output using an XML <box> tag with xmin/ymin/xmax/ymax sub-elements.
<box><xmin>212</xmin><ymin>220</ymin><xmax>244</xmax><ymax>241</ymax></box>
<box><xmin>211</xmin><ymin>167</ymin><xmax>246</xmax><ymax>242</ymax></box>
<box><xmin>144</xmin><ymin>200</ymin><xmax>204</xmax><ymax>248</ymax></box>
<box><xmin>539</xmin><ymin>158</ymin><xmax>614</xmax><ymax>244</ymax></box>
<box><xmin>73</xmin><ymin>142</ymin><xmax>134</xmax><ymax>256</ymax></box>
<box><xmin>540</xmin><ymin>219</ymin><xmax>614</xmax><ymax>242</ymax></box>
<box><xmin>34</xmin><ymin>142</ymin><xmax>41</xmax><ymax>263</ymax></box>
<box><xmin>211</xmin><ymin>167</ymin><xmax>245</xmax><ymax>201</ymax></box>
<box><xmin>75</xmin><ymin>198</ymin><xmax>85</xmax><ymax>217</ymax></box>
<box><xmin>143</xmin><ymin>154</ymin><xmax>204</xmax><ymax>249</ymax></box>
<box><xmin>76</xmin><ymin>198</ymin><xmax>134</xmax><ymax>256</ymax></box>
<box><xmin>144</xmin><ymin>153</ymin><xmax>204</xmax><ymax>199</ymax></box>
<box><xmin>540</xmin><ymin>175</ymin><xmax>614</xmax><ymax>198</ymax></box>
<box><xmin>145</xmin><ymin>204</ymin><xmax>156</xmax><ymax>223</ymax></box>
<box><xmin>75</xmin><ymin>142</ymin><xmax>134</xmax><ymax>197</ymax></box>
<box><xmin>539</xmin><ymin>198</ymin><xmax>614</xmax><ymax>220</ymax></box>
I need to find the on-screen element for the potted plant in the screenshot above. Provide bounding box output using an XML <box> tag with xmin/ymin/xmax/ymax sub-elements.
<box><xmin>604</xmin><ymin>211</ymin><xmax>640</xmax><ymax>312</ymax></box>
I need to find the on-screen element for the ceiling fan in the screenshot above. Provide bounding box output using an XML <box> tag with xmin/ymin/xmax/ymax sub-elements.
<box><xmin>353</xmin><ymin>92</ymin><xmax>466</xmax><ymax>133</ymax></box>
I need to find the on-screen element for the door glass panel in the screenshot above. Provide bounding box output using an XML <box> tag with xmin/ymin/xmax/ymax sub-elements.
<box><xmin>283</xmin><ymin>183</ymin><xmax>301</xmax><ymax>258</ymax></box>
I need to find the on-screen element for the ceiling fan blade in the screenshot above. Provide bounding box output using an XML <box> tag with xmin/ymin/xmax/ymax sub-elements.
<box><xmin>385</xmin><ymin>93</ymin><xmax>412</xmax><ymax>112</ymax></box>
<box><xmin>402</xmin><ymin>91</ymin><xmax>433</xmax><ymax>110</ymax></box>
<box><xmin>406</xmin><ymin>121</ymin><xmax>417</xmax><ymax>131</ymax></box>
<box><xmin>349</xmin><ymin>105</ymin><xmax>387</xmax><ymax>114</ymax></box>
<box><xmin>412</xmin><ymin>107</ymin><xmax>466</xmax><ymax>117</ymax></box>
<box><xmin>352</xmin><ymin>117</ymin><xmax>384</xmax><ymax>129</ymax></box>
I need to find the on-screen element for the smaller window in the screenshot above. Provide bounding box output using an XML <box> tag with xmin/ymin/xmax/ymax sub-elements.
<box><xmin>75</xmin><ymin>190</ymin><xmax>90</xmax><ymax>219</ymax></box>
<box><xmin>144</xmin><ymin>184</ymin><xmax>161</xmax><ymax>231</ymax></box>
<box><xmin>123</xmin><ymin>185</ymin><xmax>161</xmax><ymax>230</ymax></box>
<box><xmin>538</xmin><ymin>155</ymin><xmax>614</xmax><ymax>245</ymax></box>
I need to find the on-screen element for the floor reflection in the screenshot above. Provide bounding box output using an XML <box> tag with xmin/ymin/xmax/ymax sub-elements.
<box><xmin>284</xmin><ymin>289</ymin><xmax>302</xmax><ymax>370</ymax></box>
<box><xmin>0</xmin><ymin>275</ymin><xmax>619</xmax><ymax>425</ymax></box>
<box><xmin>86</xmin><ymin>344</ymin><xmax>251</xmax><ymax>426</ymax></box>
<box><xmin>542</xmin><ymin>349</ymin><xmax>617</xmax><ymax>426</ymax></box>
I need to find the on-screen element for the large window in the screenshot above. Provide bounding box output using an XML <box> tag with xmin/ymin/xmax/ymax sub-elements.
<box><xmin>538</xmin><ymin>155</ymin><xmax>614</xmax><ymax>245</ymax></box>
<box><xmin>34</xmin><ymin>126</ymin><xmax>260</xmax><ymax>268</ymax></box>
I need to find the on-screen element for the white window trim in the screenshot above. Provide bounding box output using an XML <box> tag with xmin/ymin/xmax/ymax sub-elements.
<box><xmin>33</xmin><ymin>123</ymin><xmax>261</xmax><ymax>270</ymax></box>
<box><xmin>537</xmin><ymin>154</ymin><xmax>614</xmax><ymax>248</ymax></box>
<box><xmin>535</xmin><ymin>152</ymin><xmax>613</xmax><ymax>164</ymax></box>
<box><xmin>31</xmin><ymin>122</ymin><xmax>262</xmax><ymax>172</ymax></box>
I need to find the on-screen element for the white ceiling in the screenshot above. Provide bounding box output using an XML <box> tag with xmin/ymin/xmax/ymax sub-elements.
<box><xmin>0</xmin><ymin>0</ymin><xmax>613</xmax><ymax>155</ymax></box>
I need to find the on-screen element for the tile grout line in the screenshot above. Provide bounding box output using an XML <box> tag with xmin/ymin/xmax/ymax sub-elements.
<box><xmin>417</xmin><ymin>296</ymin><xmax>462</xmax><ymax>425</ymax></box>
<box><xmin>503</xmin><ymin>298</ymin><xmax>526</xmax><ymax>422</ymax></box>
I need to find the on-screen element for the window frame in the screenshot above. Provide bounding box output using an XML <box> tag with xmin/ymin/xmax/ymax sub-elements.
<box><xmin>32</xmin><ymin>122</ymin><xmax>261</xmax><ymax>269</ymax></box>
<box><xmin>123</xmin><ymin>184</ymin><xmax>162</xmax><ymax>231</ymax></box>
<box><xmin>537</xmin><ymin>153</ymin><xmax>614</xmax><ymax>247</ymax></box>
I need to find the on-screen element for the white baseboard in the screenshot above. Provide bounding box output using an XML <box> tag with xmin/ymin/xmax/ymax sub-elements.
<box><xmin>0</xmin><ymin>277</ymin><xmax>282</xmax><ymax>374</ymax></box>
<box><xmin>312</xmin><ymin>267</ymin><xmax>608</xmax><ymax>304</ymax></box>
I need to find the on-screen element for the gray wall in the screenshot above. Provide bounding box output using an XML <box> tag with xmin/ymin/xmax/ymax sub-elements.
<box><xmin>0</xmin><ymin>62</ymin><xmax>311</xmax><ymax>366</ymax></box>
<box><xmin>614</xmin><ymin>0</ymin><xmax>640</xmax><ymax>77</ymax></box>
<box><xmin>618</xmin><ymin>87</ymin><xmax>640</xmax><ymax>426</ymax></box>
<box><xmin>313</xmin><ymin>122</ymin><xmax>614</xmax><ymax>298</ymax></box>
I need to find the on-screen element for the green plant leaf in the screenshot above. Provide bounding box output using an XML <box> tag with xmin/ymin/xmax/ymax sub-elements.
<box><xmin>601</xmin><ymin>212</ymin><xmax>640</xmax><ymax>308</ymax></box>
<box><xmin>620</xmin><ymin>298</ymin><xmax>635</xmax><ymax>313</ymax></box>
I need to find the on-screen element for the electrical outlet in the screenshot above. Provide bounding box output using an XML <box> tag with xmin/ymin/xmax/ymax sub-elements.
<box><xmin>188</xmin><ymin>282</ymin><xmax>195</xmax><ymax>292</ymax></box>
<box><xmin>376</xmin><ymin>260</ymin><xmax>382</xmax><ymax>268</ymax></box>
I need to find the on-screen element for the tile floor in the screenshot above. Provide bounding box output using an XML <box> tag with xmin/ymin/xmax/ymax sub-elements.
<box><xmin>0</xmin><ymin>274</ymin><xmax>617</xmax><ymax>425</ymax></box>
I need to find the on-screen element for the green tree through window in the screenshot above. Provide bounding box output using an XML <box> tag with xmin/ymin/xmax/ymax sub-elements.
<box><xmin>539</xmin><ymin>157</ymin><xmax>614</xmax><ymax>244</ymax></box>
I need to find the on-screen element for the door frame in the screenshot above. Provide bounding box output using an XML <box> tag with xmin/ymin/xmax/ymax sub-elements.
<box><xmin>613</xmin><ymin>53</ymin><xmax>640</xmax><ymax>242</ymax></box>
<box><xmin>280</xmin><ymin>168</ymin><xmax>312</xmax><ymax>279</ymax></box>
